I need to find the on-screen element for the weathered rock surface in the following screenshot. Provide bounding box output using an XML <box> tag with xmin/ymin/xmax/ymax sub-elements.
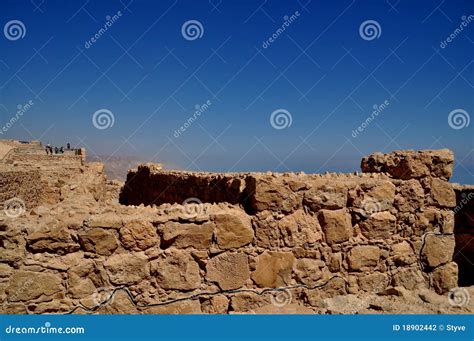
<box><xmin>104</xmin><ymin>253</ymin><xmax>149</xmax><ymax>285</ymax></box>
<box><xmin>318</xmin><ymin>209</ymin><xmax>352</xmax><ymax>245</ymax></box>
<box><xmin>348</xmin><ymin>246</ymin><xmax>381</xmax><ymax>271</ymax></box>
<box><xmin>206</xmin><ymin>252</ymin><xmax>249</xmax><ymax>290</ymax></box>
<box><xmin>213</xmin><ymin>210</ymin><xmax>253</xmax><ymax>249</ymax></box>
<box><xmin>252</xmin><ymin>251</ymin><xmax>295</xmax><ymax>288</ymax></box>
<box><xmin>151</xmin><ymin>250</ymin><xmax>201</xmax><ymax>290</ymax></box>
<box><xmin>78</xmin><ymin>228</ymin><xmax>118</xmax><ymax>255</ymax></box>
<box><xmin>120</xmin><ymin>220</ymin><xmax>159</xmax><ymax>251</ymax></box>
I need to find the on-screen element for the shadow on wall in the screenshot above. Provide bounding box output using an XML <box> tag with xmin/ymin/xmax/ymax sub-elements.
<box><xmin>454</xmin><ymin>186</ymin><xmax>474</xmax><ymax>286</ymax></box>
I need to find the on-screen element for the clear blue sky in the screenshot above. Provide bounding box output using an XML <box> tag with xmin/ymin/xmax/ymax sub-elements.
<box><xmin>1</xmin><ymin>0</ymin><xmax>473</xmax><ymax>183</ymax></box>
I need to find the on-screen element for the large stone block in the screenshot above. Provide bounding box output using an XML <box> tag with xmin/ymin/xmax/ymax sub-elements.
<box><xmin>278</xmin><ymin>209</ymin><xmax>322</xmax><ymax>247</ymax></box>
<box><xmin>7</xmin><ymin>271</ymin><xmax>63</xmax><ymax>301</ymax></box>
<box><xmin>428</xmin><ymin>178</ymin><xmax>456</xmax><ymax>208</ymax></box>
<box><xmin>318</xmin><ymin>209</ymin><xmax>352</xmax><ymax>245</ymax></box>
<box><xmin>27</xmin><ymin>228</ymin><xmax>80</xmax><ymax>255</ymax></box>
<box><xmin>213</xmin><ymin>210</ymin><xmax>253</xmax><ymax>249</ymax></box>
<box><xmin>160</xmin><ymin>221</ymin><xmax>214</xmax><ymax>249</ymax></box>
<box><xmin>104</xmin><ymin>253</ymin><xmax>149</xmax><ymax>285</ymax></box>
<box><xmin>151</xmin><ymin>250</ymin><xmax>200</xmax><ymax>290</ymax></box>
<box><xmin>294</xmin><ymin>258</ymin><xmax>325</xmax><ymax>285</ymax></box>
<box><xmin>119</xmin><ymin>220</ymin><xmax>159</xmax><ymax>251</ymax></box>
<box><xmin>421</xmin><ymin>235</ymin><xmax>455</xmax><ymax>268</ymax></box>
<box><xmin>431</xmin><ymin>262</ymin><xmax>458</xmax><ymax>294</ymax></box>
<box><xmin>206</xmin><ymin>252</ymin><xmax>249</xmax><ymax>290</ymax></box>
<box><xmin>78</xmin><ymin>228</ymin><xmax>118</xmax><ymax>255</ymax></box>
<box><xmin>247</xmin><ymin>176</ymin><xmax>300</xmax><ymax>213</ymax></box>
<box><xmin>360</xmin><ymin>211</ymin><xmax>396</xmax><ymax>239</ymax></box>
<box><xmin>252</xmin><ymin>251</ymin><xmax>295</xmax><ymax>288</ymax></box>
<box><xmin>348</xmin><ymin>246</ymin><xmax>380</xmax><ymax>271</ymax></box>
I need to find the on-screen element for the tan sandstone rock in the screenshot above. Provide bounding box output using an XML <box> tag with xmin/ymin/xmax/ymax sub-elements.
<box><xmin>27</xmin><ymin>228</ymin><xmax>79</xmax><ymax>254</ymax></box>
<box><xmin>294</xmin><ymin>258</ymin><xmax>325</xmax><ymax>285</ymax></box>
<box><xmin>348</xmin><ymin>246</ymin><xmax>380</xmax><ymax>271</ymax></box>
<box><xmin>104</xmin><ymin>253</ymin><xmax>149</xmax><ymax>285</ymax></box>
<box><xmin>151</xmin><ymin>250</ymin><xmax>200</xmax><ymax>290</ymax></box>
<box><xmin>431</xmin><ymin>262</ymin><xmax>458</xmax><ymax>294</ymax></box>
<box><xmin>391</xmin><ymin>241</ymin><xmax>416</xmax><ymax>265</ymax></box>
<box><xmin>278</xmin><ymin>210</ymin><xmax>322</xmax><ymax>247</ymax></box>
<box><xmin>428</xmin><ymin>178</ymin><xmax>456</xmax><ymax>208</ymax></box>
<box><xmin>160</xmin><ymin>221</ymin><xmax>214</xmax><ymax>249</ymax></box>
<box><xmin>303</xmin><ymin>181</ymin><xmax>347</xmax><ymax>211</ymax></box>
<box><xmin>78</xmin><ymin>228</ymin><xmax>118</xmax><ymax>255</ymax></box>
<box><xmin>120</xmin><ymin>220</ymin><xmax>159</xmax><ymax>251</ymax></box>
<box><xmin>213</xmin><ymin>210</ymin><xmax>253</xmax><ymax>249</ymax></box>
<box><xmin>206</xmin><ymin>252</ymin><xmax>249</xmax><ymax>290</ymax></box>
<box><xmin>421</xmin><ymin>235</ymin><xmax>455</xmax><ymax>268</ymax></box>
<box><xmin>252</xmin><ymin>251</ymin><xmax>295</xmax><ymax>288</ymax></box>
<box><xmin>360</xmin><ymin>211</ymin><xmax>396</xmax><ymax>239</ymax></box>
<box><xmin>7</xmin><ymin>271</ymin><xmax>63</xmax><ymax>301</ymax></box>
<box><xmin>318</xmin><ymin>209</ymin><xmax>352</xmax><ymax>245</ymax></box>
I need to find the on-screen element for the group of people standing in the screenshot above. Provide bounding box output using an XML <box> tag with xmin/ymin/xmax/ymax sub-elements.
<box><xmin>45</xmin><ymin>143</ymin><xmax>71</xmax><ymax>155</ymax></box>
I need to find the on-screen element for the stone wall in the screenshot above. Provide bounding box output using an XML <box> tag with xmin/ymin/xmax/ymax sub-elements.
<box><xmin>0</xmin><ymin>148</ymin><xmax>469</xmax><ymax>314</ymax></box>
<box><xmin>0</xmin><ymin>169</ymin><xmax>42</xmax><ymax>210</ymax></box>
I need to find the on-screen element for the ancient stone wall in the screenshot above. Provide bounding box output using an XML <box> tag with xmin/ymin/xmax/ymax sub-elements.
<box><xmin>0</xmin><ymin>169</ymin><xmax>42</xmax><ymax>210</ymax></box>
<box><xmin>0</xmin><ymin>148</ymin><xmax>470</xmax><ymax>314</ymax></box>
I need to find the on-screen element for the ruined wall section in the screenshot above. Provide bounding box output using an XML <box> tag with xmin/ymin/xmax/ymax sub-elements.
<box><xmin>1</xmin><ymin>149</ymin><xmax>467</xmax><ymax>315</ymax></box>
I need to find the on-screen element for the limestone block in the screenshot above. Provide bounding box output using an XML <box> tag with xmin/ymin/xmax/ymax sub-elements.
<box><xmin>151</xmin><ymin>250</ymin><xmax>200</xmax><ymax>290</ymax></box>
<box><xmin>252</xmin><ymin>251</ymin><xmax>295</xmax><ymax>288</ymax></box>
<box><xmin>348</xmin><ymin>246</ymin><xmax>380</xmax><ymax>271</ymax></box>
<box><xmin>421</xmin><ymin>235</ymin><xmax>455</xmax><ymax>268</ymax></box>
<box><xmin>78</xmin><ymin>228</ymin><xmax>118</xmax><ymax>255</ymax></box>
<box><xmin>160</xmin><ymin>221</ymin><xmax>214</xmax><ymax>249</ymax></box>
<box><xmin>104</xmin><ymin>252</ymin><xmax>149</xmax><ymax>285</ymax></box>
<box><xmin>206</xmin><ymin>252</ymin><xmax>249</xmax><ymax>290</ymax></box>
<box><xmin>119</xmin><ymin>220</ymin><xmax>159</xmax><ymax>251</ymax></box>
<box><xmin>213</xmin><ymin>210</ymin><xmax>253</xmax><ymax>249</ymax></box>
<box><xmin>318</xmin><ymin>209</ymin><xmax>352</xmax><ymax>245</ymax></box>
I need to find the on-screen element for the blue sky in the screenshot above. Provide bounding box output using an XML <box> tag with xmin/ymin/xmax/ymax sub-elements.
<box><xmin>1</xmin><ymin>0</ymin><xmax>473</xmax><ymax>183</ymax></box>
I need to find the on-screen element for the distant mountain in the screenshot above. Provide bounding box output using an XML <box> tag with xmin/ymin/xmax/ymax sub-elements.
<box><xmin>86</xmin><ymin>154</ymin><xmax>158</xmax><ymax>181</ymax></box>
